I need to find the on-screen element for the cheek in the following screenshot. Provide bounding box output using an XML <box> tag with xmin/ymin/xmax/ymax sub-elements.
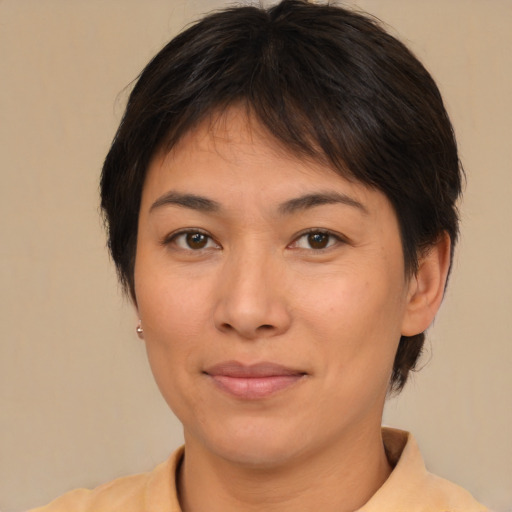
<box><xmin>134</xmin><ymin>264</ymin><xmax>214</xmax><ymax>402</ymax></box>
<box><xmin>297</xmin><ymin>265</ymin><xmax>406</xmax><ymax>375</ymax></box>
<box><xmin>136</xmin><ymin>264</ymin><xmax>213</xmax><ymax>339</ymax></box>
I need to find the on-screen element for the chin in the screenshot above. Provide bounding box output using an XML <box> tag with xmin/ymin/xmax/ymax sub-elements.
<box><xmin>214</xmin><ymin>440</ymin><xmax>304</xmax><ymax>469</ymax></box>
<box><xmin>194</xmin><ymin>416</ymin><xmax>313</xmax><ymax>469</ymax></box>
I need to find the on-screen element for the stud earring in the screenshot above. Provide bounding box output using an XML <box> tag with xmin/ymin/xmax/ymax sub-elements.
<box><xmin>136</xmin><ymin>320</ymin><xmax>144</xmax><ymax>339</ymax></box>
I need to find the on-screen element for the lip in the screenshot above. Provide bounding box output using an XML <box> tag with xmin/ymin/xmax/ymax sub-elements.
<box><xmin>204</xmin><ymin>361</ymin><xmax>307</xmax><ymax>400</ymax></box>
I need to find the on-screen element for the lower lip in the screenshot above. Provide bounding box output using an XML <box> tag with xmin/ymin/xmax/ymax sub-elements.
<box><xmin>208</xmin><ymin>374</ymin><xmax>304</xmax><ymax>399</ymax></box>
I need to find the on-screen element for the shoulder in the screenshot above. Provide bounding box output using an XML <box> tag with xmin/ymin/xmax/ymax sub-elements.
<box><xmin>27</xmin><ymin>448</ymin><xmax>183</xmax><ymax>512</ymax></box>
<box><xmin>421</xmin><ymin>470</ymin><xmax>489</xmax><ymax>512</ymax></box>
<box><xmin>27</xmin><ymin>472</ymin><xmax>148</xmax><ymax>512</ymax></box>
<box><xmin>358</xmin><ymin>428</ymin><xmax>489</xmax><ymax>512</ymax></box>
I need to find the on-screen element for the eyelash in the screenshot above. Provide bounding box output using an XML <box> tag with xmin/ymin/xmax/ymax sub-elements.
<box><xmin>161</xmin><ymin>228</ymin><xmax>347</xmax><ymax>252</ymax></box>
<box><xmin>288</xmin><ymin>229</ymin><xmax>347</xmax><ymax>251</ymax></box>
<box><xmin>161</xmin><ymin>229</ymin><xmax>220</xmax><ymax>251</ymax></box>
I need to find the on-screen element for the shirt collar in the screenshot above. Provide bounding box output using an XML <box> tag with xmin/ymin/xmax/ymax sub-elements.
<box><xmin>152</xmin><ymin>428</ymin><xmax>486</xmax><ymax>512</ymax></box>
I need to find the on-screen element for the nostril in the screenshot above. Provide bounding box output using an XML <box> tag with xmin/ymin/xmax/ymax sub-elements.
<box><xmin>219</xmin><ymin>322</ymin><xmax>276</xmax><ymax>336</ymax></box>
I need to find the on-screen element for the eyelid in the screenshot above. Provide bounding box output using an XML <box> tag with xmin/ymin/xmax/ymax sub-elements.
<box><xmin>288</xmin><ymin>228</ymin><xmax>349</xmax><ymax>250</ymax></box>
<box><xmin>160</xmin><ymin>227</ymin><xmax>348</xmax><ymax>251</ymax></box>
<box><xmin>160</xmin><ymin>228</ymin><xmax>221</xmax><ymax>250</ymax></box>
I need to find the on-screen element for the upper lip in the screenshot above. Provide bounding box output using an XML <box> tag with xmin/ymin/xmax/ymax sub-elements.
<box><xmin>204</xmin><ymin>361</ymin><xmax>305</xmax><ymax>378</ymax></box>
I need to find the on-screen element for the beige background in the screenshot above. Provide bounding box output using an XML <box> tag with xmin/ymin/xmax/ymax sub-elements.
<box><xmin>1</xmin><ymin>1</ymin><xmax>511</xmax><ymax>511</ymax></box>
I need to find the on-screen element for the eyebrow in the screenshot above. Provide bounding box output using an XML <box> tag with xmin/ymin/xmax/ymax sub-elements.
<box><xmin>150</xmin><ymin>192</ymin><xmax>221</xmax><ymax>213</ymax></box>
<box><xmin>149</xmin><ymin>190</ymin><xmax>367</xmax><ymax>215</ymax></box>
<box><xmin>278</xmin><ymin>192</ymin><xmax>368</xmax><ymax>215</ymax></box>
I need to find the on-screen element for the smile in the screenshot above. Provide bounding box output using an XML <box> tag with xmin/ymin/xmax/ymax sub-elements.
<box><xmin>204</xmin><ymin>361</ymin><xmax>307</xmax><ymax>400</ymax></box>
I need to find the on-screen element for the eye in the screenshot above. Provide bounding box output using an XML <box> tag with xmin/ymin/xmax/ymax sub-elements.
<box><xmin>166</xmin><ymin>230</ymin><xmax>220</xmax><ymax>251</ymax></box>
<box><xmin>290</xmin><ymin>230</ymin><xmax>342</xmax><ymax>250</ymax></box>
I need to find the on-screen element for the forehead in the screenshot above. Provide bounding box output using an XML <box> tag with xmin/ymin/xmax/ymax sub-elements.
<box><xmin>161</xmin><ymin>107</ymin><xmax>328</xmax><ymax>173</ymax></box>
<box><xmin>142</xmin><ymin>106</ymin><xmax>392</xmax><ymax>221</ymax></box>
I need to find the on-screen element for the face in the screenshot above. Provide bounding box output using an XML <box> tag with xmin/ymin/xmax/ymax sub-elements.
<box><xmin>135</xmin><ymin>108</ymin><xmax>415</xmax><ymax>468</ymax></box>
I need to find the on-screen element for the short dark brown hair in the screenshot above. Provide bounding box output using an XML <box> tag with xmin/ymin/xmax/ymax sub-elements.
<box><xmin>101</xmin><ymin>0</ymin><xmax>462</xmax><ymax>393</ymax></box>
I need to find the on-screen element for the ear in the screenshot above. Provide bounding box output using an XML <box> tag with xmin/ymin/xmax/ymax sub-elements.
<box><xmin>132</xmin><ymin>302</ymin><xmax>144</xmax><ymax>339</ymax></box>
<box><xmin>401</xmin><ymin>232</ymin><xmax>452</xmax><ymax>337</ymax></box>
<box><xmin>132</xmin><ymin>290</ymin><xmax>141</xmax><ymax>321</ymax></box>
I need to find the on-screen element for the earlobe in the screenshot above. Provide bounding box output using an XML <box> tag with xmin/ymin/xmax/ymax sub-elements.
<box><xmin>401</xmin><ymin>233</ymin><xmax>452</xmax><ymax>337</ymax></box>
<box><xmin>136</xmin><ymin>319</ymin><xmax>144</xmax><ymax>339</ymax></box>
<box><xmin>133</xmin><ymin>298</ymin><xmax>143</xmax><ymax>338</ymax></box>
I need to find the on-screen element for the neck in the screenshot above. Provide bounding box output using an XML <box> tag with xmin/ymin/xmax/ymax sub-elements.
<box><xmin>178</xmin><ymin>424</ymin><xmax>392</xmax><ymax>512</ymax></box>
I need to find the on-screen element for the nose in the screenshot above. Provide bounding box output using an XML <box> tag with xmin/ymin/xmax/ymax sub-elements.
<box><xmin>213</xmin><ymin>249</ymin><xmax>292</xmax><ymax>340</ymax></box>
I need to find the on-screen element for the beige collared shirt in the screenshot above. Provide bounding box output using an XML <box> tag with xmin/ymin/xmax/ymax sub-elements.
<box><xmin>29</xmin><ymin>428</ymin><xmax>488</xmax><ymax>512</ymax></box>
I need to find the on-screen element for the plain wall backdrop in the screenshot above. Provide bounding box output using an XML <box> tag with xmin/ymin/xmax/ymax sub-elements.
<box><xmin>1</xmin><ymin>1</ymin><xmax>511</xmax><ymax>511</ymax></box>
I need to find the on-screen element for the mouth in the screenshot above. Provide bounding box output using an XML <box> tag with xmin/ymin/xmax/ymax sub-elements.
<box><xmin>203</xmin><ymin>361</ymin><xmax>307</xmax><ymax>400</ymax></box>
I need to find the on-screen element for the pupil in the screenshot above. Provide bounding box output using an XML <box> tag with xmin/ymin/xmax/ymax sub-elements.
<box><xmin>186</xmin><ymin>233</ymin><xmax>207</xmax><ymax>249</ymax></box>
<box><xmin>308</xmin><ymin>233</ymin><xmax>328</xmax><ymax>249</ymax></box>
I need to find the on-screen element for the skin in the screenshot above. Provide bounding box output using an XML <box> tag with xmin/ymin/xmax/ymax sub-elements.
<box><xmin>134</xmin><ymin>107</ymin><xmax>451</xmax><ymax>512</ymax></box>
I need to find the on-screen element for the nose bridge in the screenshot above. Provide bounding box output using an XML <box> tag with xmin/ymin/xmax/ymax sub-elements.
<box><xmin>213</xmin><ymin>239</ymin><xmax>291</xmax><ymax>339</ymax></box>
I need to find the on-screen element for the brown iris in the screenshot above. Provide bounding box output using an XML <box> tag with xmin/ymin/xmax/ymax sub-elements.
<box><xmin>186</xmin><ymin>232</ymin><xmax>208</xmax><ymax>249</ymax></box>
<box><xmin>307</xmin><ymin>232</ymin><xmax>330</xmax><ymax>249</ymax></box>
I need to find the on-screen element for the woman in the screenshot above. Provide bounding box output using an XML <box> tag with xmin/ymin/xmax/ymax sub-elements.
<box><xmin>31</xmin><ymin>1</ymin><xmax>488</xmax><ymax>510</ymax></box>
